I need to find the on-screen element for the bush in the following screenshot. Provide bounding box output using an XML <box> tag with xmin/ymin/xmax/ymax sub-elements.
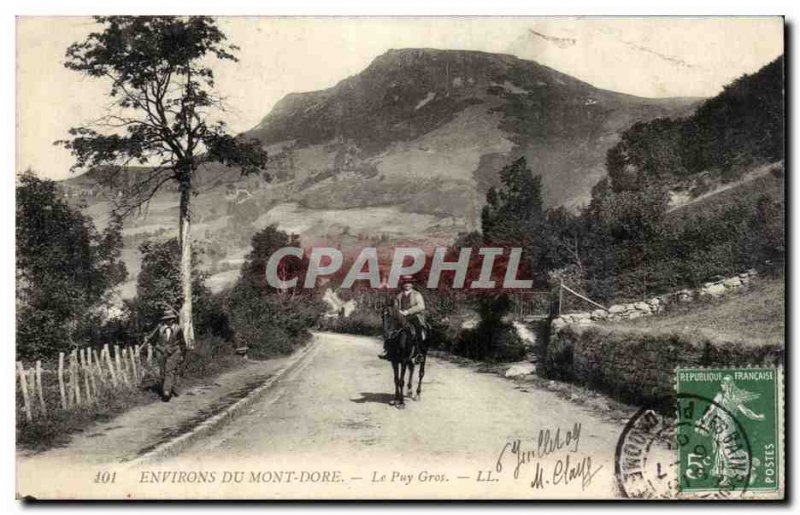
<box><xmin>226</xmin><ymin>284</ymin><xmax>325</xmax><ymax>359</ymax></box>
<box><xmin>182</xmin><ymin>335</ymin><xmax>240</xmax><ymax>379</ymax></box>
<box><xmin>545</xmin><ymin>324</ymin><xmax>784</xmax><ymax>413</ymax></box>
<box><xmin>319</xmin><ymin>309</ymin><xmax>383</xmax><ymax>336</ymax></box>
<box><xmin>455</xmin><ymin>321</ymin><xmax>527</xmax><ymax>363</ymax></box>
<box><xmin>426</xmin><ymin>314</ymin><xmax>465</xmax><ymax>354</ymax></box>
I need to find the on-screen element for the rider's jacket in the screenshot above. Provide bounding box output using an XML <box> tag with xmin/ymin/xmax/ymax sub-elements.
<box><xmin>395</xmin><ymin>289</ymin><xmax>427</xmax><ymax>328</ymax></box>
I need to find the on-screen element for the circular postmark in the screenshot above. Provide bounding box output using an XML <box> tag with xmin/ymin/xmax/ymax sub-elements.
<box><xmin>615</xmin><ymin>394</ymin><xmax>752</xmax><ymax>499</ymax></box>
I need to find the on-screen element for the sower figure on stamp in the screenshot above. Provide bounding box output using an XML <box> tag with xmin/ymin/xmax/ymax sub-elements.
<box><xmin>379</xmin><ymin>275</ymin><xmax>428</xmax><ymax>361</ymax></box>
<box><xmin>151</xmin><ymin>307</ymin><xmax>189</xmax><ymax>402</ymax></box>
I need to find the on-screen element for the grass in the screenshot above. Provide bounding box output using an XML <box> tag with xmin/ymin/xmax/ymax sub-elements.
<box><xmin>605</xmin><ymin>274</ymin><xmax>785</xmax><ymax>347</ymax></box>
<box><xmin>16</xmin><ymin>387</ymin><xmax>158</xmax><ymax>452</ymax></box>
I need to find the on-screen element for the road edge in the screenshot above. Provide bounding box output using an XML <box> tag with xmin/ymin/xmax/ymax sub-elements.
<box><xmin>125</xmin><ymin>335</ymin><xmax>322</xmax><ymax>466</ymax></box>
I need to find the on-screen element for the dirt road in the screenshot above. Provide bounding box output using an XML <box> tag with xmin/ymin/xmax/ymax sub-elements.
<box><xmin>18</xmin><ymin>332</ymin><xmax>633</xmax><ymax>499</ymax></box>
<box><xmin>170</xmin><ymin>332</ymin><xmax>629</xmax><ymax>499</ymax></box>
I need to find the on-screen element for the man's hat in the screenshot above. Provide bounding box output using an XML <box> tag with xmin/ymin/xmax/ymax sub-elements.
<box><xmin>399</xmin><ymin>275</ymin><xmax>416</xmax><ymax>286</ymax></box>
<box><xmin>161</xmin><ymin>306</ymin><xmax>178</xmax><ymax>320</ymax></box>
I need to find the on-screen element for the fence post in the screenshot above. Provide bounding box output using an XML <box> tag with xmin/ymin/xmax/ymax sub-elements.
<box><xmin>58</xmin><ymin>352</ymin><xmax>67</xmax><ymax>410</ymax></box>
<box><xmin>125</xmin><ymin>347</ymin><xmax>133</xmax><ymax>385</ymax></box>
<box><xmin>67</xmin><ymin>352</ymin><xmax>74</xmax><ymax>406</ymax></box>
<box><xmin>83</xmin><ymin>348</ymin><xmax>92</xmax><ymax>403</ymax></box>
<box><xmin>130</xmin><ymin>347</ymin><xmax>139</xmax><ymax>383</ymax></box>
<box><xmin>80</xmin><ymin>349</ymin><xmax>92</xmax><ymax>403</ymax></box>
<box><xmin>558</xmin><ymin>280</ymin><xmax>563</xmax><ymax>316</ymax></box>
<box><xmin>35</xmin><ymin>360</ymin><xmax>47</xmax><ymax>416</ymax></box>
<box><xmin>146</xmin><ymin>343</ymin><xmax>153</xmax><ymax>367</ymax></box>
<box><xmin>17</xmin><ymin>362</ymin><xmax>32</xmax><ymax>422</ymax></box>
<box><xmin>114</xmin><ymin>345</ymin><xmax>129</xmax><ymax>387</ymax></box>
<box><xmin>120</xmin><ymin>347</ymin><xmax>129</xmax><ymax>385</ymax></box>
<box><xmin>27</xmin><ymin>368</ymin><xmax>38</xmax><ymax>417</ymax></box>
<box><xmin>103</xmin><ymin>345</ymin><xmax>118</xmax><ymax>387</ymax></box>
<box><xmin>92</xmin><ymin>349</ymin><xmax>105</xmax><ymax>387</ymax></box>
<box><xmin>72</xmin><ymin>350</ymin><xmax>82</xmax><ymax>407</ymax></box>
<box><xmin>67</xmin><ymin>351</ymin><xmax>74</xmax><ymax>406</ymax></box>
<box><xmin>86</xmin><ymin>349</ymin><xmax>99</xmax><ymax>401</ymax></box>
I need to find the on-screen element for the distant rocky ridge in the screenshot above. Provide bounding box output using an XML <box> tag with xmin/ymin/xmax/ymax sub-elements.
<box><xmin>246</xmin><ymin>48</ymin><xmax>699</xmax><ymax>216</ymax></box>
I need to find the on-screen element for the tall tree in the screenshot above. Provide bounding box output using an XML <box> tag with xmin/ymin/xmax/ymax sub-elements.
<box><xmin>59</xmin><ymin>17</ymin><xmax>268</xmax><ymax>348</ymax></box>
<box><xmin>480</xmin><ymin>157</ymin><xmax>544</xmax><ymax>281</ymax></box>
<box><xmin>480</xmin><ymin>157</ymin><xmax>544</xmax><ymax>244</ymax></box>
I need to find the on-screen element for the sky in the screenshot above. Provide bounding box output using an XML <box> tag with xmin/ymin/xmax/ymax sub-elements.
<box><xmin>17</xmin><ymin>16</ymin><xmax>784</xmax><ymax>181</ymax></box>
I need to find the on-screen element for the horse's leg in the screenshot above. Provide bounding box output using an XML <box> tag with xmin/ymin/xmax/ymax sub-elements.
<box><xmin>416</xmin><ymin>355</ymin><xmax>426</xmax><ymax>400</ymax></box>
<box><xmin>396</xmin><ymin>361</ymin><xmax>406</xmax><ymax>408</ymax></box>
<box><xmin>406</xmin><ymin>359</ymin><xmax>415</xmax><ymax>399</ymax></box>
<box><xmin>392</xmin><ymin>361</ymin><xmax>401</xmax><ymax>406</ymax></box>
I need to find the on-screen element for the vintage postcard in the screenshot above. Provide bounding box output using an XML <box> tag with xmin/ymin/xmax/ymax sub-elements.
<box><xmin>15</xmin><ymin>16</ymin><xmax>785</xmax><ymax>500</ymax></box>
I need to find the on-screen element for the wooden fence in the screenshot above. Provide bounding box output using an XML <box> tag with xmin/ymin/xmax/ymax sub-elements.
<box><xmin>552</xmin><ymin>280</ymin><xmax>609</xmax><ymax>316</ymax></box>
<box><xmin>15</xmin><ymin>343</ymin><xmax>158</xmax><ymax>422</ymax></box>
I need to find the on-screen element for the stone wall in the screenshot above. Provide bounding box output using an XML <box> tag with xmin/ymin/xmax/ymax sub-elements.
<box><xmin>543</xmin><ymin>289</ymin><xmax>783</xmax><ymax>411</ymax></box>
<box><xmin>551</xmin><ymin>269</ymin><xmax>760</xmax><ymax>331</ymax></box>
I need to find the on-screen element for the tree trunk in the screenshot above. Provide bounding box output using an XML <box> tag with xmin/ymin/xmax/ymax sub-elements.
<box><xmin>179</xmin><ymin>178</ymin><xmax>196</xmax><ymax>350</ymax></box>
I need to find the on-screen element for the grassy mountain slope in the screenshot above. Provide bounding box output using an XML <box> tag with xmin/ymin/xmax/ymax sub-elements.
<box><xmin>248</xmin><ymin>48</ymin><xmax>698</xmax><ymax>213</ymax></box>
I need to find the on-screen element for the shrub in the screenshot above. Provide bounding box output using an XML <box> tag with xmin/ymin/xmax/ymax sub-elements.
<box><xmin>226</xmin><ymin>284</ymin><xmax>325</xmax><ymax>359</ymax></box>
<box><xmin>455</xmin><ymin>321</ymin><xmax>527</xmax><ymax>363</ymax></box>
<box><xmin>544</xmin><ymin>324</ymin><xmax>784</xmax><ymax>413</ymax></box>
<box><xmin>319</xmin><ymin>309</ymin><xmax>383</xmax><ymax>336</ymax></box>
<box><xmin>182</xmin><ymin>335</ymin><xmax>239</xmax><ymax>379</ymax></box>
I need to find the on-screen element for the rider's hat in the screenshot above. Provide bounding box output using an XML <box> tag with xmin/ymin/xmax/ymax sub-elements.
<box><xmin>161</xmin><ymin>307</ymin><xmax>178</xmax><ymax>320</ymax></box>
<box><xmin>399</xmin><ymin>275</ymin><xmax>416</xmax><ymax>286</ymax></box>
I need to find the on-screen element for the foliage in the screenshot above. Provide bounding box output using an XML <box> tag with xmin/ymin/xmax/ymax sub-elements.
<box><xmin>686</xmin><ymin>55</ymin><xmax>784</xmax><ymax>175</ymax></box>
<box><xmin>59</xmin><ymin>16</ymin><xmax>269</xmax><ymax>348</ymax></box>
<box><xmin>514</xmin><ymin>56</ymin><xmax>785</xmax><ymax>303</ymax></box>
<box><xmin>605</xmin><ymin>117</ymin><xmax>688</xmax><ymax>191</ymax></box>
<box><xmin>604</xmin><ymin>55</ymin><xmax>783</xmax><ymax>189</ymax></box>
<box><xmin>239</xmin><ymin>224</ymin><xmax>308</xmax><ymax>292</ymax></box>
<box><xmin>16</xmin><ymin>172</ymin><xmax>127</xmax><ymax>360</ymax></box>
<box><xmin>481</xmin><ymin>157</ymin><xmax>544</xmax><ymax>246</ymax></box>
<box><xmin>59</xmin><ymin>16</ymin><xmax>267</xmax><ymax>182</ymax></box>
<box><xmin>455</xmin><ymin>321</ymin><xmax>527</xmax><ymax>363</ymax></box>
<box><xmin>126</xmin><ymin>238</ymin><xmax>230</xmax><ymax>340</ymax></box>
<box><xmin>225</xmin><ymin>283</ymin><xmax>324</xmax><ymax>358</ymax></box>
<box><xmin>318</xmin><ymin>310</ymin><xmax>384</xmax><ymax>336</ymax></box>
<box><xmin>226</xmin><ymin>224</ymin><xmax>324</xmax><ymax>358</ymax></box>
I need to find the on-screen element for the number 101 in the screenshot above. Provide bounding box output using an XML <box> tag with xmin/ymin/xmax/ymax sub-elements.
<box><xmin>93</xmin><ymin>471</ymin><xmax>117</xmax><ymax>484</ymax></box>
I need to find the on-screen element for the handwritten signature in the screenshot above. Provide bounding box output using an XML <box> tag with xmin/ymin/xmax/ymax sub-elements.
<box><xmin>495</xmin><ymin>422</ymin><xmax>603</xmax><ymax>490</ymax></box>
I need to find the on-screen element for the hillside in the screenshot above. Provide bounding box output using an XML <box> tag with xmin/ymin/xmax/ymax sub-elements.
<box><xmin>247</xmin><ymin>48</ymin><xmax>697</xmax><ymax>215</ymax></box>
<box><xmin>568</xmin><ymin>55</ymin><xmax>784</xmax><ymax>303</ymax></box>
<box><xmin>61</xmin><ymin>48</ymin><xmax>700</xmax><ymax>297</ymax></box>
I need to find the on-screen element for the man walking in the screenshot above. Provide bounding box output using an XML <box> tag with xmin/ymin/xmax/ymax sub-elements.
<box><xmin>379</xmin><ymin>275</ymin><xmax>428</xmax><ymax>360</ymax></box>
<box><xmin>151</xmin><ymin>307</ymin><xmax>188</xmax><ymax>402</ymax></box>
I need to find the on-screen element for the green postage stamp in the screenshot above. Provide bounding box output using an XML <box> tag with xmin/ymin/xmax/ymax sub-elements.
<box><xmin>676</xmin><ymin>367</ymin><xmax>783</xmax><ymax>498</ymax></box>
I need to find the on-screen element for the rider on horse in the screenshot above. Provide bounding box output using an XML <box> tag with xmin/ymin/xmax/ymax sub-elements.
<box><xmin>379</xmin><ymin>275</ymin><xmax>428</xmax><ymax>361</ymax></box>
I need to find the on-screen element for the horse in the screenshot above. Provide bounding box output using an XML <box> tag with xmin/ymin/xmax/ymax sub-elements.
<box><xmin>382</xmin><ymin>307</ymin><xmax>428</xmax><ymax>408</ymax></box>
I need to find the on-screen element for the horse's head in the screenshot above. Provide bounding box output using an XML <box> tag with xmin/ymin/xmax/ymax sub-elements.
<box><xmin>382</xmin><ymin>308</ymin><xmax>391</xmax><ymax>338</ymax></box>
